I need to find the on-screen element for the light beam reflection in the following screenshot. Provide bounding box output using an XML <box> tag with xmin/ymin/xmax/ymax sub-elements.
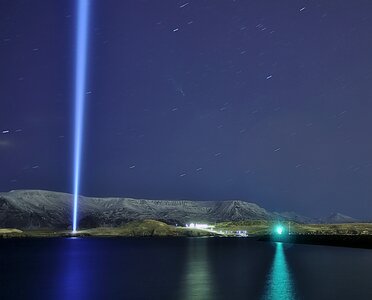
<box><xmin>181</xmin><ymin>239</ymin><xmax>214</xmax><ymax>300</ymax></box>
<box><xmin>57</xmin><ymin>238</ymin><xmax>90</xmax><ymax>300</ymax></box>
<box><xmin>72</xmin><ymin>0</ymin><xmax>90</xmax><ymax>232</ymax></box>
<box><xmin>263</xmin><ymin>242</ymin><xmax>296</xmax><ymax>300</ymax></box>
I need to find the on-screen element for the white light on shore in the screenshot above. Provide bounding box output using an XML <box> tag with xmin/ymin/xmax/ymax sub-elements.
<box><xmin>186</xmin><ymin>223</ymin><xmax>215</xmax><ymax>229</ymax></box>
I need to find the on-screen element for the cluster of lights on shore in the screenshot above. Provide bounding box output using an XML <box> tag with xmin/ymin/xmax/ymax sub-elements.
<box><xmin>185</xmin><ymin>223</ymin><xmax>286</xmax><ymax>238</ymax></box>
<box><xmin>185</xmin><ymin>223</ymin><xmax>215</xmax><ymax>229</ymax></box>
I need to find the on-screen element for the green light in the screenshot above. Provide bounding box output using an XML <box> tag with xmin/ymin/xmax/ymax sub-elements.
<box><xmin>276</xmin><ymin>225</ymin><xmax>284</xmax><ymax>235</ymax></box>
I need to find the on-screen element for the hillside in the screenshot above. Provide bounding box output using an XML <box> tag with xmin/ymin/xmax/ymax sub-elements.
<box><xmin>0</xmin><ymin>189</ymin><xmax>360</xmax><ymax>230</ymax></box>
<box><xmin>0</xmin><ymin>190</ymin><xmax>274</xmax><ymax>229</ymax></box>
<box><xmin>324</xmin><ymin>212</ymin><xmax>358</xmax><ymax>224</ymax></box>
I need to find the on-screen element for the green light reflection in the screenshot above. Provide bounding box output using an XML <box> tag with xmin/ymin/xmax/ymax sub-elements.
<box><xmin>263</xmin><ymin>242</ymin><xmax>296</xmax><ymax>300</ymax></box>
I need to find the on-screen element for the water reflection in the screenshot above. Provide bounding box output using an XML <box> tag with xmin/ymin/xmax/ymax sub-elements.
<box><xmin>56</xmin><ymin>238</ymin><xmax>90</xmax><ymax>300</ymax></box>
<box><xmin>263</xmin><ymin>242</ymin><xmax>295</xmax><ymax>300</ymax></box>
<box><xmin>181</xmin><ymin>238</ymin><xmax>214</xmax><ymax>300</ymax></box>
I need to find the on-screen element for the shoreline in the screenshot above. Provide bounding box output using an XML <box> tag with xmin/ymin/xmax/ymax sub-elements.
<box><xmin>2</xmin><ymin>230</ymin><xmax>372</xmax><ymax>250</ymax></box>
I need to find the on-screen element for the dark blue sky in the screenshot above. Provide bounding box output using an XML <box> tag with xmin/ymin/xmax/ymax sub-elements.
<box><xmin>1</xmin><ymin>0</ymin><xmax>372</xmax><ymax>218</ymax></box>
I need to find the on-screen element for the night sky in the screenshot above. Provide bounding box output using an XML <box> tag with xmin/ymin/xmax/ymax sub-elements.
<box><xmin>1</xmin><ymin>1</ymin><xmax>372</xmax><ymax>219</ymax></box>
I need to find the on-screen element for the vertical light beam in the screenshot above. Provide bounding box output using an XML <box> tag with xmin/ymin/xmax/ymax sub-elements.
<box><xmin>72</xmin><ymin>0</ymin><xmax>90</xmax><ymax>233</ymax></box>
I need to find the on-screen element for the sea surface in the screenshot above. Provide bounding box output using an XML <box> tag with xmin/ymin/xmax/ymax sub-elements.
<box><xmin>1</xmin><ymin>237</ymin><xmax>372</xmax><ymax>299</ymax></box>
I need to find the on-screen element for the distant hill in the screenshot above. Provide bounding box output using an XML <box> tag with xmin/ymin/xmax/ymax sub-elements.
<box><xmin>323</xmin><ymin>212</ymin><xmax>359</xmax><ymax>224</ymax></box>
<box><xmin>0</xmin><ymin>190</ymin><xmax>360</xmax><ymax>230</ymax></box>
<box><xmin>274</xmin><ymin>211</ymin><xmax>319</xmax><ymax>224</ymax></box>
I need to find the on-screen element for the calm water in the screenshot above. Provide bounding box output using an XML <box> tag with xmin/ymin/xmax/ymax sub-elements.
<box><xmin>1</xmin><ymin>238</ymin><xmax>372</xmax><ymax>299</ymax></box>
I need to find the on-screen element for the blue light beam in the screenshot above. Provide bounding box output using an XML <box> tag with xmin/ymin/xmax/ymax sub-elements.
<box><xmin>72</xmin><ymin>0</ymin><xmax>90</xmax><ymax>233</ymax></box>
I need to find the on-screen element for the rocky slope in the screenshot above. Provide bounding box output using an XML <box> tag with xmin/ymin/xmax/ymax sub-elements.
<box><xmin>0</xmin><ymin>190</ymin><xmax>359</xmax><ymax>229</ymax></box>
<box><xmin>0</xmin><ymin>190</ymin><xmax>275</xmax><ymax>229</ymax></box>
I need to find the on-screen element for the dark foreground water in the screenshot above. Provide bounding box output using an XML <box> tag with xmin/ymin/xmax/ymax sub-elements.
<box><xmin>1</xmin><ymin>238</ymin><xmax>372</xmax><ymax>299</ymax></box>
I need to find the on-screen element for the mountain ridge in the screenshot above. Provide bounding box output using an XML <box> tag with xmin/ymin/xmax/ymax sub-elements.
<box><xmin>0</xmin><ymin>189</ymin><xmax>359</xmax><ymax>229</ymax></box>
